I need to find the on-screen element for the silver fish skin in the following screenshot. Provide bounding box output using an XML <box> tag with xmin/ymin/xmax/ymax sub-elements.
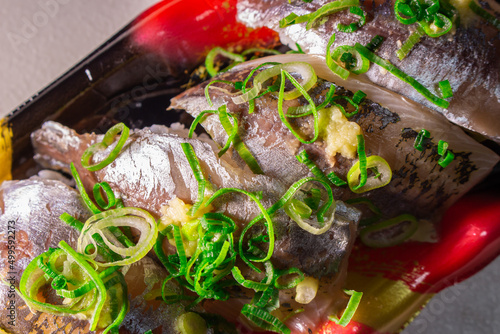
<box><xmin>0</xmin><ymin>177</ymin><xmax>91</xmax><ymax>333</ymax></box>
<box><xmin>0</xmin><ymin>176</ymin><xmax>198</xmax><ymax>334</ymax></box>
<box><xmin>31</xmin><ymin>121</ymin><xmax>281</xmax><ymax>223</ymax></box>
<box><xmin>31</xmin><ymin>121</ymin><xmax>362</xmax><ymax>334</ymax></box>
<box><xmin>170</xmin><ymin>54</ymin><xmax>499</xmax><ymax>226</ymax></box>
<box><xmin>236</xmin><ymin>0</ymin><xmax>500</xmax><ymax>141</ymax></box>
<box><xmin>32</xmin><ymin>121</ymin><xmax>360</xmax><ymax>277</ymax></box>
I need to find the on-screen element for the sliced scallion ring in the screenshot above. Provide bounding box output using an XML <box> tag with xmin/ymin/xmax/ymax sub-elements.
<box><xmin>328</xmin><ymin>289</ymin><xmax>363</xmax><ymax>326</ymax></box>
<box><xmin>414</xmin><ymin>129</ymin><xmax>430</xmax><ymax>151</ymax></box>
<box><xmin>92</xmin><ymin>182</ymin><xmax>116</xmax><ymax>210</ymax></box>
<box><xmin>419</xmin><ymin>13</ymin><xmax>452</xmax><ymax>37</ymax></box>
<box><xmin>81</xmin><ymin>123</ymin><xmax>130</xmax><ymax>172</ymax></box>
<box><xmin>305</xmin><ymin>0</ymin><xmax>360</xmax><ymax>30</ymax></box>
<box><xmin>59</xmin><ymin>241</ymin><xmax>107</xmax><ymax>331</ymax></box>
<box><xmin>278</xmin><ymin>70</ymin><xmax>319</xmax><ymax>144</ymax></box>
<box><xmin>232</xmin><ymin>62</ymin><xmax>317</xmax><ymax>104</ymax></box>
<box><xmin>347</xmin><ymin>156</ymin><xmax>392</xmax><ymax>193</ymax></box>
<box><xmin>394</xmin><ymin>0</ymin><xmax>422</xmax><ymax>25</ymax></box>
<box><xmin>205</xmin><ymin>47</ymin><xmax>245</xmax><ymax>77</ymax></box>
<box><xmin>326</xmin><ymin>34</ymin><xmax>350</xmax><ymax>80</ymax></box>
<box><xmin>331</xmin><ymin>45</ymin><xmax>370</xmax><ymax>74</ymax></box>
<box><xmin>77</xmin><ymin>207</ymin><xmax>158</xmax><ymax>266</ymax></box>
<box><xmin>360</xmin><ymin>214</ymin><xmax>418</xmax><ymax>248</ymax></box>
<box><xmin>279</xmin><ymin>177</ymin><xmax>336</xmax><ymax>235</ymax></box>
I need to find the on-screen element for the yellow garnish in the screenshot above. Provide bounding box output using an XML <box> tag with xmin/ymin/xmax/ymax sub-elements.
<box><xmin>0</xmin><ymin>119</ymin><xmax>13</xmax><ymax>183</ymax></box>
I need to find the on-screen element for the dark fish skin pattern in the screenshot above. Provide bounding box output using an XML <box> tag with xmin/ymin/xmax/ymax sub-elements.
<box><xmin>171</xmin><ymin>55</ymin><xmax>498</xmax><ymax>230</ymax></box>
<box><xmin>236</xmin><ymin>0</ymin><xmax>500</xmax><ymax>141</ymax></box>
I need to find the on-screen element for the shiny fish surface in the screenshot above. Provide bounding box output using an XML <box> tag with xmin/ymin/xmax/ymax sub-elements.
<box><xmin>171</xmin><ymin>54</ymin><xmax>499</xmax><ymax>226</ymax></box>
<box><xmin>0</xmin><ymin>177</ymin><xmax>91</xmax><ymax>333</ymax></box>
<box><xmin>31</xmin><ymin>121</ymin><xmax>362</xmax><ymax>333</ymax></box>
<box><xmin>0</xmin><ymin>176</ymin><xmax>200</xmax><ymax>334</ymax></box>
<box><xmin>236</xmin><ymin>0</ymin><xmax>500</xmax><ymax>141</ymax></box>
<box><xmin>32</xmin><ymin>122</ymin><xmax>360</xmax><ymax>277</ymax></box>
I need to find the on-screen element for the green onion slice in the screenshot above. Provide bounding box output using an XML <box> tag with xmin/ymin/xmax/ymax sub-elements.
<box><xmin>354</xmin><ymin>134</ymin><xmax>368</xmax><ymax>190</ymax></box>
<box><xmin>354</xmin><ymin>43</ymin><xmax>450</xmax><ymax>109</ymax></box>
<box><xmin>437</xmin><ymin>139</ymin><xmax>448</xmax><ymax>156</ymax></box>
<box><xmin>469</xmin><ymin>1</ymin><xmax>500</xmax><ymax>30</ymax></box>
<box><xmin>331</xmin><ymin>95</ymin><xmax>361</xmax><ymax>118</ymax></box>
<box><xmin>205</xmin><ymin>47</ymin><xmax>245</xmax><ymax>77</ymax></box>
<box><xmin>418</xmin><ymin>13</ymin><xmax>452</xmax><ymax>37</ymax></box>
<box><xmin>414</xmin><ymin>129</ymin><xmax>430</xmax><ymax>151</ymax></box>
<box><xmin>216</xmin><ymin>105</ymin><xmax>239</xmax><ymax>157</ymax></box>
<box><xmin>331</xmin><ymin>45</ymin><xmax>370</xmax><ymax>74</ymax></box>
<box><xmin>58</xmin><ymin>241</ymin><xmax>107</xmax><ymax>330</ymax></box>
<box><xmin>206</xmin><ymin>188</ymin><xmax>275</xmax><ymax>263</ymax></box>
<box><xmin>241</xmin><ymin>304</ymin><xmax>291</xmax><ymax>334</ymax></box>
<box><xmin>181</xmin><ymin>142</ymin><xmax>210</xmax><ymax>216</ymax></box>
<box><xmin>232</xmin><ymin>62</ymin><xmax>317</xmax><ymax>104</ymax></box>
<box><xmin>19</xmin><ymin>249</ymin><xmax>97</xmax><ymax>323</ymax></box>
<box><xmin>438</xmin><ymin>80</ymin><xmax>453</xmax><ymax>99</ymax></box>
<box><xmin>352</xmin><ymin>90</ymin><xmax>367</xmax><ymax>104</ymax></box>
<box><xmin>187</xmin><ymin>106</ymin><xmax>263</xmax><ymax>175</ymax></box>
<box><xmin>287</xmin><ymin>84</ymin><xmax>337</xmax><ymax>118</ymax></box>
<box><xmin>396</xmin><ymin>25</ymin><xmax>425</xmax><ymax>60</ymax></box>
<box><xmin>102</xmin><ymin>272</ymin><xmax>128</xmax><ymax>334</ymax></box>
<box><xmin>273</xmin><ymin>177</ymin><xmax>336</xmax><ymax>235</ymax></box>
<box><xmin>337</xmin><ymin>6</ymin><xmax>366</xmax><ymax>33</ymax></box>
<box><xmin>217</xmin><ymin>106</ymin><xmax>263</xmax><ymax>174</ymax></box>
<box><xmin>347</xmin><ymin>156</ymin><xmax>392</xmax><ymax>193</ymax></box>
<box><xmin>77</xmin><ymin>207</ymin><xmax>158</xmax><ymax>266</ymax></box>
<box><xmin>438</xmin><ymin>151</ymin><xmax>455</xmax><ymax>168</ymax></box>
<box><xmin>284</xmin><ymin>199</ymin><xmax>313</xmax><ymax>219</ymax></box>
<box><xmin>92</xmin><ymin>182</ymin><xmax>116</xmax><ymax>210</ymax></box>
<box><xmin>366</xmin><ymin>35</ymin><xmax>384</xmax><ymax>52</ymax></box>
<box><xmin>278</xmin><ymin>70</ymin><xmax>319</xmax><ymax>144</ymax></box>
<box><xmin>71</xmin><ymin>162</ymin><xmax>101</xmax><ymax>214</ymax></box>
<box><xmin>327</xmin><ymin>172</ymin><xmax>348</xmax><ymax>186</ymax></box>
<box><xmin>81</xmin><ymin>123</ymin><xmax>130</xmax><ymax>172</ymax></box>
<box><xmin>437</xmin><ymin>140</ymin><xmax>454</xmax><ymax>168</ymax></box>
<box><xmin>326</xmin><ymin>34</ymin><xmax>350</xmax><ymax>80</ymax></box>
<box><xmin>188</xmin><ymin>110</ymin><xmax>215</xmax><ymax>138</ymax></box>
<box><xmin>60</xmin><ymin>212</ymin><xmax>84</xmax><ymax>232</ymax></box>
<box><xmin>394</xmin><ymin>0</ymin><xmax>422</xmax><ymax>25</ymax></box>
<box><xmin>274</xmin><ymin>267</ymin><xmax>305</xmax><ymax>290</ymax></box>
<box><xmin>328</xmin><ymin>289</ymin><xmax>363</xmax><ymax>327</ymax></box>
<box><xmin>296</xmin><ymin>150</ymin><xmax>332</xmax><ymax>186</ymax></box>
<box><xmin>204</xmin><ymin>80</ymin><xmax>237</xmax><ymax>107</ymax></box>
<box><xmin>360</xmin><ymin>213</ymin><xmax>418</xmax><ymax>248</ymax></box>
<box><xmin>231</xmin><ymin>261</ymin><xmax>274</xmax><ymax>292</ymax></box>
<box><xmin>305</xmin><ymin>0</ymin><xmax>360</xmax><ymax>30</ymax></box>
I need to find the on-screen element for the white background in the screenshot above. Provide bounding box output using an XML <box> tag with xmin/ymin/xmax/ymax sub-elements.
<box><xmin>1</xmin><ymin>1</ymin><xmax>499</xmax><ymax>333</ymax></box>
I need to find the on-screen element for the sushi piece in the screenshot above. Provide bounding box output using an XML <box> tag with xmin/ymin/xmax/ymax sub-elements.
<box><xmin>0</xmin><ymin>176</ymin><xmax>89</xmax><ymax>333</ymax></box>
<box><xmin>0</xmin><ymin>176</ymin><xmax>197</xmax><ymax>334</ymax></box>
<box><xmin>171</xmin><ymin>54</ymin><xmax>498</xmax><ymax>226</ymax></box>
<box><xmin>236</xmin><ymin>0</ymin><xmax>500</xmax><ymax>141</ymax></box>
<box><xmin>31</xmin><ymin>121</ymin><xmax>362</xmax><ymax>333</ymax></box>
